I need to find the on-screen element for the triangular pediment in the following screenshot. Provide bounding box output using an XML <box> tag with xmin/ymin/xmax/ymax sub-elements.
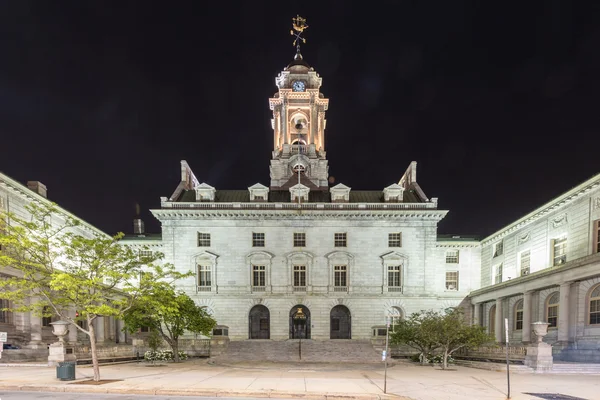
<box><xmin>290</xmin><ymin>183</ymin><xmax>310</xmax><ymax>202</ymax></box>
<box><xmin>248</xmin><ymin>183</ymin><xmax>269</xmax><ymax>190</ymax></box>
<box><xmin>195</xmin><ymin>182</ymin><xmax>216</xmax><ymax>201</ymax></box>
<box><xmin>331</xmin><ymin>183</ymin><xmax>351</xmax><ymax>191</ymax></box>
<box><xmin>384</xmin><ymin>183</ymin><xmax>403</xmax><ymax>191</ymax></box>
<box><xmin>195</xmin><ymin>182</ymin><xmax>215</xmax><ymax>190</ymax></box>
<box><xmin>330</xmin><ymin>183</ymin><xmax>351</xmax><ymax>203</ymax></box>
<box><xmin>383</xmin><ymin>183</ymin><xmax>404</xmax><ymax>202</ymax></box>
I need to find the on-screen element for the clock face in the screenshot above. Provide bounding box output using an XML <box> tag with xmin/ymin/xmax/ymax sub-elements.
<box><xmin>292</xmin><ymin>81</ymin><xmax>306</xmax><ymax>92</ymax></box>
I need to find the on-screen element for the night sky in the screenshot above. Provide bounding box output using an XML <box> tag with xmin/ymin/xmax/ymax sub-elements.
<box><xmin>2</xmin><ymin>1</ymin><xmax>599</xmax><ymax>238</ymax></box>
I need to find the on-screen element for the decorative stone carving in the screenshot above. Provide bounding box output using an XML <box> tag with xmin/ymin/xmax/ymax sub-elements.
<box><xmin>518</xmin><ymin>232</ymin><xmax>530</xmax><ymax>245</ymax></box>
<box><xmin>550</xmin><ymin>213</ymin><xmax>567</xmax><ymax>228</ymax></box>
<box><xmin>594</xmin><ymin>197</ymin><xmax>600</xmax><ymax>210</ymax></box>
<box><xmin>524</xmin><ymin>322</ymin><xmax>553</xmax><ymax>371</ymax></box>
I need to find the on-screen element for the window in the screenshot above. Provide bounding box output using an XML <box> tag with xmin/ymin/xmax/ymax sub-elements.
<box><xmin>589</xmin><ymin>285</ymin><xmax>600</xmax><ymax>325</ymax></box>
<box><xmin>388</xmin><ymin>265</ymin><xmax>402</xmax><ymax>291</ymax></box>
<box><xmin>334</xmin><ymin>233</ymin><xmax>347</xmax><ymax>247</ymax></box>
<box><xmin>445</xmin><ymin>250</ymin><xmax>459</xmax><ymax>264</ymax></box>
<box><xmin>42</xmin><ymin>306</ymin><xmax>52</xmax><ymax>327</ymax></box>
<box><xmin>293</xmin><ymin>232</ymin><xmax>306</xmax><ymax>247</ymax></box>
<box><xmin>0</xmin><ymin>299</ymin><xmax>11</xmax><ymax>324</ymax></box>
<box><xmin>138</xmin><ymin>250</ymin><xmax>153</xmax><ymax>259</ymax></box>
<box><xmin>446</xmin><ymin>271</ymin><xmax>459</xmax><ymax>290</ymax></box>
<box><xmin>252</xmin><ymin>265</ymin><xmax>266</xmax><ymax>289</ymax></box>
<box><xmin>388</xmin><ymin>233</ymin><xmax>402</xmax><ymax>247</ymax></box>
<box><xmin>552</xmin><ymin>237</ymin><xmax>567</xmax><ymax>266</ymax></box>
<box><xmin>293</xmin><ymin>265</ymin><xmax>306</xmax><ymax>289</ymax></box>
<box><xmin>252</xmin><ymin>232</ymin><xmax>265</xmax><ymax>247</ymax></box>
<box><xmin>494</xmin><ymin>264</ymin><xmax>503</xmax><ymax>284</ymax></box>
<box><xmin>334</xmin><ymin>265</ymin><xmax>347</xmax><ymax>291</ymax></box>
<box><xmin>197</xmin><ymin>233</ymin><xmax>211</xmax><ymax>247</ymax></box>
<box><xmin>546</xmin><ymin>292</ymin><xmax>559</xmax><ymax>328</ymax></box>
<box><xmin>514</xmin><ymin>299</ymin><xmax>523</xmax><ymax>330</ymax></box>
<box><xmin>493</xmin><ymin>241</ymin><xmax>503</xmax><ymax>257</ymax></box>
<box><xmin>140</xmin><ymin>326</ymin><xmax>149</xmax><ymax>333</ymax></box>
<box><xmin>595</xmin><ymin>220</ymin><xmax>600</xmax><ymax>254</ymax></box>
<box><xmin>519</xmin><ymin>250</ymin><xmax>531</xmax><ymax>276</ymax></box>
<box><xmin>197</xmin><ymin>265</ymin><xmax>211</xmax><ymax>291</ymax></box>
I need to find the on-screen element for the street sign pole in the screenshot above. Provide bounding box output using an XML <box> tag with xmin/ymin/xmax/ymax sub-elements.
<box><xmin>505</xmin><ymin>318</ymin><xmax>511</xmax><ymax>399</ymax></box>
<box><xmin>384</xmin><ymin>317</ymin><xmax>389</xmax><ymax>394</ymax></box>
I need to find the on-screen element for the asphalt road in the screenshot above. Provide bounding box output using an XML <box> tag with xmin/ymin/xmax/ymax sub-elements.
<box><xmin>1</xmin><ymin>393</ymin><xmax>289</xmax><ymax>400</ymax></box>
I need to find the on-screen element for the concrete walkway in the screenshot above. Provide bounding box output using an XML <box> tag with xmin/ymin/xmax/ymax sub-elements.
<box><xmin>1</xmin><ymin>359</ymin><xmax>599</xmax><ymax>400</ymax></box>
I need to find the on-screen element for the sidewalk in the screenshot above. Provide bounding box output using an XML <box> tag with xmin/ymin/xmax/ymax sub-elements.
<box><xmin>1</xmin><ymin>358</ymin><xmax>598</xmax><ymax>400</ymax></box>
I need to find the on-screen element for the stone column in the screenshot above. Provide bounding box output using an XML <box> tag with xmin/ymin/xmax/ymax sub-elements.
<box><xmin>95</xmin><ymin>316</ymin><xmax>105</xmax><ymax>343</ymax></box>
<box><xmin>117</xmin><ymin>319</ymin><xmax>126</xmax><ymax>344</ymax></box>
<box><xmin>495</xmin><ymin>297</ymin><xmax>503</xmax><ymax>343</ymax></box>
<box><xmin>29</xmin><ymin>313</ymin><xmax>43</xmax><ymax>345</ymax></box>
<box><xmin>558</xmin><ymin>282</ymin><xmax>571</xmax><ymax>343</ymax></box>
<box><xmin>522</xmin><ymin>291</ymin><xmax>533</xmax><ymax>344</ymax></box>
<box><xmin>473</xmin><ymin>303</ymin><xmax>481</xmax><ymax>326</ymax></box>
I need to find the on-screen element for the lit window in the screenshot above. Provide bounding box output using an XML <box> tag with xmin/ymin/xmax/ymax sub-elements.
<box><xmin>520</xmin><ymin>250</ymin><xmax>531</xmax><ymax>276</ymax></box>
<box><xmin>197</xmin><ymin>233</ymin><xmax>211</xmax><ymax>247</ymax></box>
<box><xmin>494</xmin><ymin>264</ymin><xmax>503</xmax><ymax>284</ymax></box>
<box><xmin>514</xmin><ymin>299</ymin><xmax>523</xmax><ymax>330</ymax></box>
<box><xmin>589</xmin><ymin>285</ymin><xmax>600</xmax><ymax>325</ymax></box>
<box><xmin>445</xmin><ymin>250</ymin><xmax>459</xmax><ymax>264</ymax></box>
<box><xmin>197</xmin><ymin>265</ymin><xmax>211</xmax><ymax>292</ymax></box>
<box><xmin>552</xmin><ymin>237</ymin><xmax>567</xmax><ymax>266</ymax></box>
<box><xmin>595</xmin><ymin>220</ymin><xmax>600</xmax><ymax>254</ymax></box>
<box><xmin>493</xmin><ymin>241</ymin><xmax>503</xmax><ymax>257</ymax></box>
<box><xmin>445</xmin><ymin>271</ymin><xmax>459</xmax><ymax>290</ymax></box>
<box><xmin>388</xmin><ymin>233</ymin><xmax>402</xmax><ymax>247</ymax></box>
<box><xmin>252</xmin><ymin>232</ymin><xmax>265</xmax><ymax>247</ymax></box>
<box><xmin>293</xmin><ymin>232</ymin><xmax>306</xmax><ymax>247</ymax></box>
<box><xmin>334</xmin><ymin>233</ymin><xmax>347</xmax><ymax>247</ymax></box>
<box><xmin>546</xmin><ymin>292</ymin><xmax>559</xmax><ymax>328</ymax></box>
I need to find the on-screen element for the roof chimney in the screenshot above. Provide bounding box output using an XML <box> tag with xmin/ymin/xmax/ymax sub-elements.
<box><xmin>133</xmin><ymin>218</ymin><xmax>145</xmax><ymax>235</ymax></box>
<box><xmin>27</xmin><ymin>181</ymin><xmax>47</xmax><ymax>198</ymax></box>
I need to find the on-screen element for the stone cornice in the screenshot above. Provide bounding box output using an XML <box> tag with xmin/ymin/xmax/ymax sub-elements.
<box><xmin>481</xmin><ymin>174</ymin><xmax>600</xmax><ymax>246</ymax></box>
<box><xmin>435</xmin><ymin>242</ymin><xmax>480</xmax><ymax>248</ymax></box>
<box><xmin>151</xmin><ymin>208</ymin><xmax>448</xmax><ymax>221</ymax></box>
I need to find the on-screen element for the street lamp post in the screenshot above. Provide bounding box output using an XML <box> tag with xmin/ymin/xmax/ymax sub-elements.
<box><xmin>293</xmin><ymin>307</ymin><xmax>306</xmax><ymax>360</ymax></box>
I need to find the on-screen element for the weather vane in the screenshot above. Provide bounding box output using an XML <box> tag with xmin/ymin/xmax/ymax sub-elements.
<box><xmin>290</xmin><ymin>15</ymin><xmax>308</xmax><ymax>47</ymax></box>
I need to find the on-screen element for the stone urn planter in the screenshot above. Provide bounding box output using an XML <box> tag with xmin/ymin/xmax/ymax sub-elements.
<box><xmin>48</xmin><ymin>320</ymin><xmax>76</xmax><ymax>366</ymax></box>
<box><xmin>531</xmin><ymin>321</ymin><xmax>550</xmax><ymax>343</ymax></box>
<box><xmin>50</xmin><ymin>320</ymin><xmax>70</xmax><ymax>343</ymax></box>
<box><xmin>525</xmin><ymin>321</ymin><xmax>553</xmax><ymax>371</ymax></box>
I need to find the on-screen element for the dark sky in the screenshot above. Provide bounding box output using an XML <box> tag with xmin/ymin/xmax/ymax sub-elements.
<box><xmin>1</xmin><ymin>1</ymin><xmax>599</xmax><ymax>238</ymax></box>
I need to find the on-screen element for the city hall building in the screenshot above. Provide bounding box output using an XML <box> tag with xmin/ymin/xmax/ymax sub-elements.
<box><xmin>2</xmin><ymin>47</ymin><xmax>600</xmax><ymax>363</ymax></box>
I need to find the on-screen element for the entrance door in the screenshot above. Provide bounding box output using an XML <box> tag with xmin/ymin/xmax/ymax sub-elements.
<box><xmin>330</xmin><ymin>305</ymin><xmax>351</xmax><ymax>339</ymax></box>
<box><xmin>249</xmin><ymin>305</ymin><xmax>270</xmax><ymax>339</ymax></box>
<box><xmin>289</xmin><ymin>305</ymin><xmax>311</xmax><ymax>339</ymax></box>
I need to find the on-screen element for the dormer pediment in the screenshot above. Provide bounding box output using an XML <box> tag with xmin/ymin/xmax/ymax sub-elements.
<box><xmin>290</xmin><ymin>183</ymin><xmax>310</xmax><ymax>202</ymax></box>
<box><xmin>248</xmin><ymin>183</ymin><xmax>269</xmax><ymax>202</ymax></box>
<box><xmin>383</xmin><ymin>183</ymin><xmax>404</xmax><ymax>203</ymax></box>
<box><xmin>195</xmin><ymin>183</ymin><xmax>216</xmax><ymax>202</ymax></box>
<box><xmin>330</xmin><ymin>183</ymin><xmax>351</xmax><ymax>203</ymax></box>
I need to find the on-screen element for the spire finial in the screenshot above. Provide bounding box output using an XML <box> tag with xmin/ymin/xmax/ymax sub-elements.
<box><xmin>290</xmin><ymin>15</ymin><xmax>308</xmax><ymax>50</ymax></box>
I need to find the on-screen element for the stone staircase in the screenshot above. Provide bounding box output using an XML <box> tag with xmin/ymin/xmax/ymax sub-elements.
<box><xmin>551</xmin><ymin>363</ymin><xmax>600</xmax><ymax>374</ymax></box>
<box><xmin>212</xmin><ymin>339</ymin><xmax>382</xmax><ymax>363</ymax></box>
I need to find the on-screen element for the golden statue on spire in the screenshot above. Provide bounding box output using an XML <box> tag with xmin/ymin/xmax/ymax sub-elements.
<box><xmin>290</xmin><ymin>15</ymin><xmax>308</xmax><ymax>47</ymax></box>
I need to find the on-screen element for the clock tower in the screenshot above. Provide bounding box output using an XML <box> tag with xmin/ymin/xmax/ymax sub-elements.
<box><xmin>269</xmin><ymin>45</ymin><xmax>330</xmax><ymax>191</ymax></box>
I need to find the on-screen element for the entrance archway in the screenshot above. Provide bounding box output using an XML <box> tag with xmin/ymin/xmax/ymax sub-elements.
<box><xmin>289</xmin><ymin>305</ymin><xmax>311</xmax><ymax>339</ymax></box>
<box><xmin>330</xmin><ymin>305</ymin><xmax>351</xmax><ymax>339</ymax></box>
<box><xmin>249</xmin><ymin>305</ymin><xmax>270</xmax><ymax>339</ymax></box>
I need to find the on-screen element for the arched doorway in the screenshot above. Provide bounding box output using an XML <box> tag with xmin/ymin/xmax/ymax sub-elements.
<box><xmin>330</xmin><ymin>305</ymin><xmax>351</xmax><ymax>339</ymax></box>
<box><xmin>249</xmin><ymin>305</ymin><xmax>270</xmax><ymax>339</ymax></box>
<box><xmin>289</xmin><ymin>305</ymin><xmax>311</xmax><ymax>339</ymax></box>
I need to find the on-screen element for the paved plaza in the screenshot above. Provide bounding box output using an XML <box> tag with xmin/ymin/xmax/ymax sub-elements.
<box><xmin>1</xmin><ymin>359</ymin><xmax>599</xmax><ymax>400</ymax></box>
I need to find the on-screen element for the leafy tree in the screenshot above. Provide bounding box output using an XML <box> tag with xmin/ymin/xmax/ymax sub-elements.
<box><xmin>122</xmin><ymin>282</ymin><xmax>216</xmax><ymax>362</ymax></box>
<box><xmin>431</xmin><ymin>308</ymin><xmax>494</xmax><ymax>370</ymax></box>
<box><xmin>0</xmin><ymin>202</ymin><xmax>185</xmax><ymax>381</ymax></box>
<box><xmin>390</xmin><ymin>310</ymin><xmax>440</xmax><ymax>365</ymax></box>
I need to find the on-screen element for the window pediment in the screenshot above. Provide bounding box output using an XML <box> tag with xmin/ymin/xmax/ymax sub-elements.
<box><xmin>286</xmin><ymin>251</ymin><xmax>315</xmax><ymax>262</ymax></box>
<box><xmin>248</xmin><ymin>183</ymin><xmax>269</xmax><ymax>202</ymax></box>
<box><xmin>383</xmin><ymin>183</ymin><xmax>404</xmax><ymax>203</ymax></box>
<box><xmin>325</xmin><ymin>250</ymin><xmax>354</xmax><ymax>261</ymax></box>
<box><xmin>247</xmin><ymin>251</ymin><xmax>275</xmax><ymax>261</ymax></box>
<box><xmin>194</xmin><ymin>183</ymin><xmax>216</xmax><ymax>202</ymax></box>
<box><xmin>192</xmin><ymin>250</ymin><xmax>219</xmax><ymax>262</ymax></box>
<box><xmin>330</xmin><ymin>183</ymin><xmax>351</xmax><ymax>203</ymax></box>
<box><xmin>290</xmin><ymin>183</ymin><xmax>310</xmax><ymax>202</ymax></box>
<box><xmin>379</xmin><ymin>251</ymin><xmax>407</xmax><ymax>262</ymax></box>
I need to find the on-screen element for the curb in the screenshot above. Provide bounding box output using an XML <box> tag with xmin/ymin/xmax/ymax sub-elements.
<box><xmin>0</xmin><ymin>385</ymin><xmax>407</xmax><ymax>400</ymax></box>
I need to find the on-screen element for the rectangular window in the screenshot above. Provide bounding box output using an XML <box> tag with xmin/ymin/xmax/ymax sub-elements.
<box><xmin>197</xmin><ymin>265</ymin><xmax>211</xmax><ymax>291</ymax></box>
<box><xmin>553</xmin><ymin>237</ymin><xmax>567</xmax><ymax>266</ymax></box>
<box><xmin>446</xmin><ymin>271</ymin><xmax>459</xmax><ymax>290</ymax></box>
<box><xmin>140</xmin><ymin>326</ymin><xmax>149</xmax><ymax>333</ymax></box>
<box><xmin>293</xmin><ymin>265</ymin><xmax>306</xmax><ymax>288</ymax></box>
<box><xmin>547</xmin><ymin>305</ymin><xmax>558</xmax><ymax>327</ymax></box>
<box><xmin>494</xmin><ymin>264</ymin><xmax>503</xmax><ymax>284</ymax></box>
<box><xmin>388</xmin><ymin>265</ymin><xmax>402</xmax><ymax>288</ymax></box>
<box><xmin>493</xmin><ymin>241</ymin><xmax>503</xmax><ymax>257</ymax></box>
<box><xmin>590</xmin><ymin>299</ymin><xmax>600</xmax><ymax>325</ymax></box>
<box><xmin>138</xmin><ymin>250</ymin><xmax>153</xmax><ymax>259</ymax></box>
<box><xmin>252</xmin><ymin>265</ymin><xmax>266</xmax><ymax>287</ymax></box>
<box><xmin>197</xmin><ymin>233</ymin><xmax>211</xmax><ymax>247</ymax></box>
<box><xmin>515</xmin><ymin>309</ymin><xmax>524</xmax><ymax>330</ymax></box>
<box><xmin>520</xmin><ymin>250</ymin><xmax>531</xmax><ymax>276</ymax></box>
<box><xmin>332</xmin><ymin>318</ymin><xmax>340</xmax><ymax>331</ymax></box>
<box><xmin>334</xmin><ymin>233</ymin><xmax>347</xmax><ymax>247</ymax></box>
<box><xmin>445</xmin><ymin>250</ymin><xmax>459</xmax><ymax>264</ymax></box>
<box><xmin>334</xmin><ymin>265</ymin><xmax>347</xmax><ymax>288</ymax></box>
<box><xmin>0</xmin><ymin>299</ymin><xmax>11</xmax><ymax>324</ymax></box>
<box><xmin>293</xmin><ymin>232</ymin><xmax>306</xmax><ymax>247</ymax></box>
<box><xmin>595</xmin><ymin>220</ymin><xmax>600</xmax><ymax>254</ymax></box>
<box><xmin>388</xmin><ymin>233</ymin><xmax>402</xmax><ymax>247</ymax></box>
<box><xmin>252</xmin><ymin>232</ymin><xmax>265</xmax><ymax>247</ymax></box>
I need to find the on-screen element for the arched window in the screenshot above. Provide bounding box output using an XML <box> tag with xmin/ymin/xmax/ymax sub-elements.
<box><xmin>489</xmin><ymin>304</ymin><xmax>496</xmax><ymax>335</ymax></box>
<box><xmin>589</xmin><ymin>285</ymin><xmax>600</xmax><ymax>325</ymax></box>
<box><xmin>514</xmin><ymin>299</ymin><xmax>523</xmax><ymax>331</ymax></box>
<box><xmin>546</xmin><ymin>292</ymin><xmax>559</xmax><ymax>328</ymax></box>
<box><xmin>387</xmin><ymin>306</ymin><xmax>403</xmax><ymax>330</ymax></box>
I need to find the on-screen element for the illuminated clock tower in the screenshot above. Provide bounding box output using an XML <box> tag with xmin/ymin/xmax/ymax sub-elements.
<box><xmin>269</xmin><ymin>22</ymin><xmax>330</xmax><ymax>191</ymax></box>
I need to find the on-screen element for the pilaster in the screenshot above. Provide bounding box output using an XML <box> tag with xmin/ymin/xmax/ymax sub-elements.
<box><xmin>495</xmin><ymin>297</ymin><xmax>503</xmax><ymax>343</ymax></box>
<box><xmin>558</xmin><ymin>282</ymin><xmax>571</xmax><ymax>343</ymax></box>
<box><xmin>522</xmin><ymin>290</ymin><xmax>533</xmax><ymax>344</ymax></box>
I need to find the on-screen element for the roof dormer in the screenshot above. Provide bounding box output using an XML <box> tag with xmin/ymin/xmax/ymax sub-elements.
<box><xmin>195</xmin><ymin>183</ymin><xmax>216</xmax><ymax>202</ymax></box>
<box><xmin>330</xmin><ymin>183</ymin><xmax>351</xmax><ymax>203</ymax></box>
<box><xmin>383</xmin><ymin>183</ymin><xmax>404</xmax><ymax>203</ymax></box>
<box><xmin>248</xmin><ymin>183</ymin><xmax>269</xmax><ymax>202</ymax></box>
<box><xmin>290</xmin><ymin>183</ymin><xmax>310</xmax><ymax>203</ymax></box>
